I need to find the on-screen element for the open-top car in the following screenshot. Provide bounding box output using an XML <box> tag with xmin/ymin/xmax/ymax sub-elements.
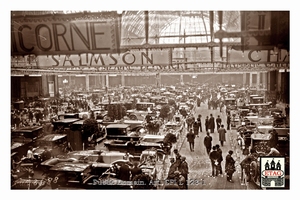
<box><xmin>163</xmin><ymin>121</ymin><xmax>183</xmax><ymax>139</ymax></box>
<box><xmin>34</xmin><ymin>134</ymin><xmax>67</xmax><ymax>159</ymax></box>
<box><xmin>139</xmin><ymin>148</ymin><xmax>166</xmax><ymax>181</ymax></box>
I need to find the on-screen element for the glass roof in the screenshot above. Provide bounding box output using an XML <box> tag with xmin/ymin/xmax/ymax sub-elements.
<box><xmin>120</xmin><ymin>11</ymin><xmax>241</xmax><ymax>45</ymax></box>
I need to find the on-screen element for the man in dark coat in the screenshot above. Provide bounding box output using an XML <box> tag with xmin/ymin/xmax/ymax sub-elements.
<box><xmin>130</xmin><ymin>162</ymin><xmax>142</xmax><ymax>180</ymax></box>
<box><xmin>167</xmin><ymin>158</ymin><xmax>179</xmax><ymax>179</ymax></box>
<box><xmin>215</xmin><ymin>144</ymin><xmax>223</xmax><ymax>175</ymax></box>
<box><xmin>218</xmin><ymin>124</ymin><xmax>227</xmax><ymax>146</ymax></box>
<box><xmin>186</xmin><ymin>129</ymin><xmax>195</xmax><ymax>152</ymax></box>
<box><xmin>226</xmin><ymin>113</ymin><xmax>231</xmax><ymax>130</ymax></box>
<box><xmin>178</xmin><ymin>156</ymin><xmax>189</xmax><ymax>189</ymax></box>
<box><xmin>197</xmin><ymin>114</ymin><xmax>203</xmax><ymax>133</ymax></box>
<box><xmin>193</xmin><ymin>121</ymin><xmax>199</xmax><ymax>137</ymax></box>
<box><xmin>209</xmin><ymin>114</ymin><xmax>215</xmax><ymax>133</ymax></box>
<box><xmin>216</xmin><ymin>115</ymin><xmax>222</xmax><ymax>130</ymax></box>
<box><xmin>209</xmin><ymin>146</ymin><xmax>219</xmax><ymax>177</ymax></box>
<box><xmin>205</xmin><ymin>116</ymin><xmax>209</xmax><ymax>132</ymax></box>
<box><xmin>119</xmin><ymin>163</ymin><xmax>131</xmax><ymax>181</ymax></box>
<box><xmin>225</xmin><ymin>150</ymin><xmax>235</xmax><ymax>182</ymax></box>
<box><xmin>203</xmin><ymin>131</ymin><xmax>212</xmax><ymax>155</ymax></box>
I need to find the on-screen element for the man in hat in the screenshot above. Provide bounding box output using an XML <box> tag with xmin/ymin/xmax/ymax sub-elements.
<box><xmin>216</xmin><ymin>115</ymin><xmax>222</xmax><ymax>130</ymax></box>
<box><xmin>218</xmin><ymin>124</ymin><xmax>227</xmax><ymax>146</ymax></box>
<box><xmin>178</xmin><ymin>156</ymin><xmax>189</xmax><ymax>189</ymax></box>
<box><xmin>186</xmin><ymin>129</ymin><xmax>195</xmax><ymax>152</ymax></box>
<box><xmin>204</xmin><ymin>131</ymin><xmax>213</xmax><ymax>155</ymax></box>
<box><xmin>167</xmin><ymin>158</ymin><xmax>179</xmax><ymax>179</ymax></box>
<box><xmin>173</xmin><ymin>149</ymin><xmax>181</xmax><ymax>165</ymax></box>
<box><xmin>225</xmin><ymin>150</ymin><xmax>236</xmax><ymax>182</ymax></box>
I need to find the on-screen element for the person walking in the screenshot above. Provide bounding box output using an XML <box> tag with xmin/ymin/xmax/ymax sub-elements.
<box><xmin>203</xmin><ymin>131</ymin><xmax>213</xmax><ymax>155</ymax></box>
<box><xmin>225</xmin><ymin>150</ymin><xmax>236</xmax><ymax>182</ymax></box>
<box><xmin>196</xmin><ymin>114</ymin><xmax>203</xmax><ymax>133</ymax></box>
<box><xmin>209</xmin><ymin>114</ymin><xmax>215</xmax><ymax>133</ymax></box>
<box><xmin>216</xmin><ymin>115</ymin><xmax>222</xmax><ymax>130</ymax></box>
<box><xmin>215</xmin><ymin>144</ymin><xmax>223</xmax><ymax>176</ymax></box>
<box><xmin>186</xmin><ymin>115</ymin><xmax>194</xmax><ymax>131</ymax></box>
<box><xmin>205</xmin><ymin>116</ymin><xmax>209</xmax><ymax>132</ymax></box>
<box><xmin>218</xmin><ymin>124</ymin><xmax>227</xmax><ymax>146</ymax></box>
<box><xmin>226</xmin><ymin>113</ymin><xmax>231</xmax><ymax>130</ymax></box>
<box><xmin>209</xmin><ymin>146</ymin><xmax>219</xmax><ymax>177</ymax></box>
<box><xmin>186</xmin><ymin>129</ymin><xmax>195</xmax><ymax>152</ymax></box>
<box><xmin>193</xmin><ymin>121</ymin><xmax>199</xmax><ymax>137</ymax></box>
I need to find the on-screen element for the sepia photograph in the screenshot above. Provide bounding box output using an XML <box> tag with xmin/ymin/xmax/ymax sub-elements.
<box><xmin>5</xmin><ymin>1</ymin><xmax>297</xmax><ymax>196</ymax></box>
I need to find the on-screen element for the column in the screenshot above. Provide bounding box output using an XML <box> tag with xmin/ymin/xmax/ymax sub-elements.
<box><xmin>261</xmin><ymin>72</ymin><xmax>267</xmax><ymax>89</ymax></box>
<box><xmin>180</xmin><ymin>74</ymin><xmax>184</xmax><ymax>85</ymax></box>
<box><xmin>121</xmin><ymin>74</ymin><xmax>125</xmax><ymax>86</ymax></box>
<box><xmin>242</xmin><ymin>73</ymin><xmax>247</xmax><ymax>87</ymax></box>
<box><xmin>256</xmin><ymin>72</ymin><xmax>260</xmax><ymax>90</ymax></box>
<box><xmin>85</xmin><ymin>75</ymin><xmax>89</xmax><ymax>91</ymax></box>
<box><xmin>106</xmin><ymin>74</ymin><xmax>109</xmax><ymax>88</ymax></box>
<box><xmin>249</xmin><ymin>73</ymin><xmax>253</xmax><ymax>87</ymax></box>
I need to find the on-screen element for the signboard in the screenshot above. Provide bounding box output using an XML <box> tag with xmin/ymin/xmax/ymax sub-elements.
<box><xmin>37</xmin><ymin>50</ymin><xmax>171</xmax><ymax>68</ymax></box>
<box><xmin>11</xmin><ymin>12</ymin><xmax>121</xmax><ymax>56</ymax></box>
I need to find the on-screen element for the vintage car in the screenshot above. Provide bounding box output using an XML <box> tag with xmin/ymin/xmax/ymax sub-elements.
<box><xmin>33</xmin><ymin>134</ymin><xmax>68</xmax><ymax>162</ymax></box>
<box><xmin>138</xmin><ymin>135</ymin><xmax>171</xmax><ymax>154</ymax></box>
<box><xmin>273</xmin><ymin>127</ymin><xmax>289</xmax><ymax>156</ymax></box>
<box><xmin>41</xmin><ymin>150</ymin><xmax>131</xmax><ymax>170</ymax></box>
<box><xmin>256</xmin><ymin>117</ymin><xmax>274</xmax><ymax>134</ymax></box>
<box><xmin>52</xmin><ymin>118</ymin><xmax>80</xmax><ymax>133</ymax></box>
<box><xmin>224</xmin><ymin>97</ymin><xmax>237</xmax><ymax>112</ymax></box>
<box><xmin>249</xmin><ymin>133</ymin><xmax>272</xmax><ymax>155</ymax></box>
<box><xmin>126</xmin><ymin>102</ymin><xmax>157</xmax><ymax>120</ymax></box>
<box><xmin>69</xmin><ymin>119</ymin><xmax>106</xmax><ymax>150</ymax></box>
<box><xmin>230</xmin><ymin>112</ymin><xmax>240</xmax><ymax>129</ymax></box>
<box><xmin>238</xmin><ymin>106</ymin><xmax>250</xmax><ymax>118</ymax></box>
<box><xmin>45</xmin><ymin>161</ymin><xmax>93</xmax><ymax>189</ymax></box>
<box><xmin>104</xmin><ymin>134</ymin><xmax>171</xmax><ymax>155</ymax></box>
<box><xmin>83</xmin><ymin>159</ymin><xmax>134</xmax><ymax>189</ymax></box>
<box><xmin>138</xmin><ymin>148</ymin><xmax>166</xmax><ymax>181</ymax></box>
<box><xmin>163</xmin><ymin>121</ymin><xmax>183</xmax><ymax>139</ymax></box>
<box><xmin>105</xmin><ymin>124</ymin><xmax>141</xmax><ymax>141</ymax></box>
<box><xmin>11</xmin><ymin>126</ymin><xmax>44</xmax><ymax>160</ymax></box>
<box><xmin>11</xmin><ymin>136</ymin><xmax>34</xmax><ymax>162</ymax></box>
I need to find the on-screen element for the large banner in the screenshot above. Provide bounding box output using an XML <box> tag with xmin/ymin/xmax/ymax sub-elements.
<box><xmin>11</xmin><ymin>12</ymin><xmax>121</xmax><ymax>56</ymax></box>
<box><xmin>37</xmin><ymin>50</ymin><xmax>171</xmax><ymax>68</ymax></box>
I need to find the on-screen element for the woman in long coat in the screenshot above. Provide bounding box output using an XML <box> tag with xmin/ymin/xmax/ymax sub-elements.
<box><xmin>225</xmin><ymin>150</ymin><xmax>235</xmax><ymax>182</ymax></box>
